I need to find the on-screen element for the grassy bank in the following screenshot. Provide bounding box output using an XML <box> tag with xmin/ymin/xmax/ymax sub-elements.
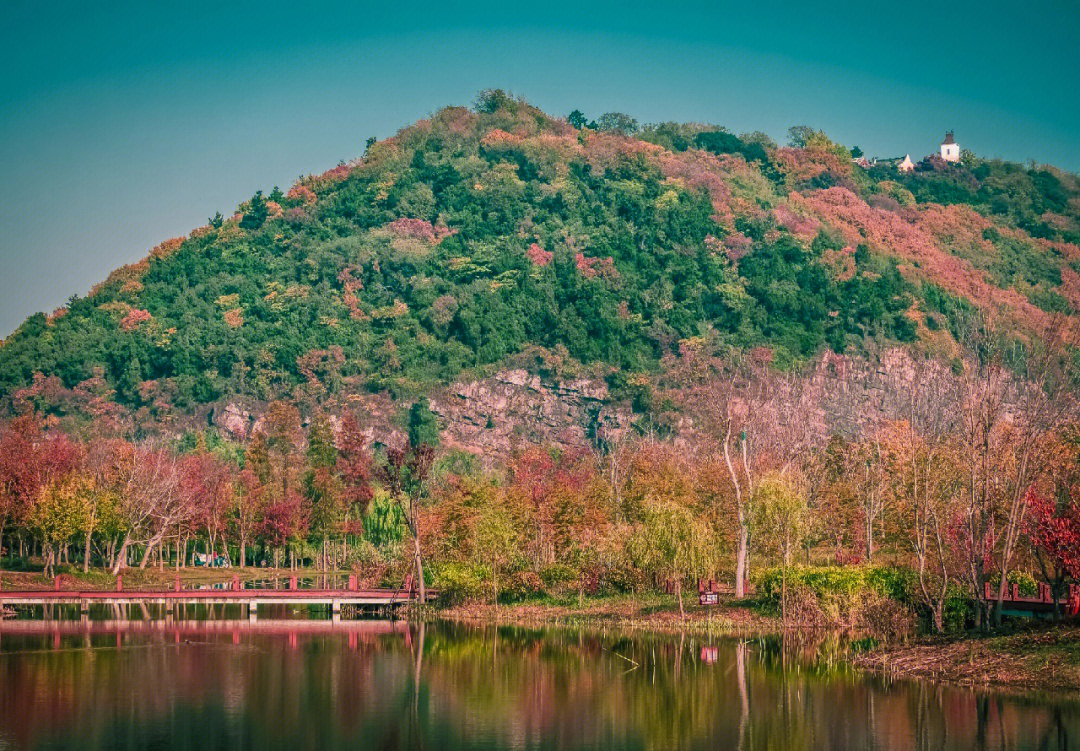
<box><xmin>853</xmin><ymin>624</ymin><xmax>1080</xmax><ymax>692</ymax></box>
<box><xmin>441</xmin><ymin>592</ymin><xmax>780</xmax><ymax>636</ymax></box>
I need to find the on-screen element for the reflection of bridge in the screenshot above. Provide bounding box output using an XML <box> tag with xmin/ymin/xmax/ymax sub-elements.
<box><xmin>0</xmin><ymin>619</ymin><xmax>417</xmax><ymax>652</ymax></box>
<box><xmin>0</xmin><ymin>619</ymin><xmax>411</xmax><ymax>636</ymax></box>
<box><xmin>0</xmin><ymin>575</ymin><xmax>437</xmax><ymax>620</ymax></box>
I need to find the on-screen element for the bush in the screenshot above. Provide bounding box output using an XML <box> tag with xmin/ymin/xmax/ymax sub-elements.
<box><xmin>428</xmin><ymin>562</ymin><xmax>488</xmax><ymax>605</ymax></box>
<box><xmin>989</xmin><ymin>570</ymin><xmax>1038</xmax><ymax>597</ymax></box>
<box><xmin>539</xmin><ymin>563</ymin><xmax>578</xmax><ymax>592</ymax></box>
<box><xmin>501</xmin><ymin>570</ymin><xmax>544</xmax><ymax>602</ymax></box>
<box><xmin>597</xmin><ymin>565</ymin><xmax>648</xmax><ymax>595</ymax></box>
<box><xmin>756</xmin><ymin>565</ymin><xmax>917</xmax><ymax>640</ymax></box>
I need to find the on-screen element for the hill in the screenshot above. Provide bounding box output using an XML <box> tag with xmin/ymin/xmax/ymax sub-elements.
<box><xmin>2</xmin><ymin>89</ymin><xmax>1079</xmax><ymax>447</ymax></box>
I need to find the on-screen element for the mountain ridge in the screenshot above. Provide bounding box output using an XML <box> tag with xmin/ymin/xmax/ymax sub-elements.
<box><xmin>3</xmin><ymin>91</ymin><xmax>1078</xmax><ymax>439</ymax></box>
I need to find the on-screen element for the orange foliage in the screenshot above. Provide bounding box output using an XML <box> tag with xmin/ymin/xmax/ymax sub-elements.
<box><xmin>223</xmin><ymin>308</ymin><xmax>243</xmax><ymax>328</ymax></box>
<box><xmin>149</xmin><ymin>236</ymin><xmax>185</xmax><ymax>261</ymax></box>
<box><xmin>286</xmin><ymin>184</ymin><xmax>317</xmax><ymax>205</ymax></box>
<box><xmin>119</xmin><ymin>308</ymin><xmax>152</xmax><ymax>331</ymax></box>
<box><xmin>527</xmin><ymin>242</ymin><xmax>553</xmax><ymax>266</ymax></box>
<box><xmin>795</xmin><ymin>187</ymin><xmax>1054</xmax><ymax>334</ymax></box>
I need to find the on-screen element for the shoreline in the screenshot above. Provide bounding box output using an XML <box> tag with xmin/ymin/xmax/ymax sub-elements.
<box><xmin>4</xmin><ymin>569</ymin><xmax>1079</xmax><ymax>692</ymax></box>
<box><xmin>438</xmin><ymin>597</ymin><xmax>1080</xmax><ymax>693</ymax></box>
<box><xmin>851</xmin><ymin>626</ymin><xmax>1080</xmax><ymax>693</ymax></box>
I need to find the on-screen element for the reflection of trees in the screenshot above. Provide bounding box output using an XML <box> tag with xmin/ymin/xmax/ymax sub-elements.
<box><xmin>0</xmin><ymin>623</ymin><xmax>1075</xmax><ymax>750</ymax></box>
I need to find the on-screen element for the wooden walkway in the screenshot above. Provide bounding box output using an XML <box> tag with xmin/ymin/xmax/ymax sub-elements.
<box><xmin>982</xmin><ymin>582</ymin><xmax>1080</xmax><ymax>617</ymax></box>
<box><xmin>0</xmin><ymin>574</ymin><xmax>436</xmax><ymax>619</ymax></box>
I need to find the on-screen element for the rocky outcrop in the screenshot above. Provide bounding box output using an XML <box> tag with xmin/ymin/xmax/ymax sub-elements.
<box><xmin>209</xmin><ymin>368</ymin><xmax>631</xmax><ymax>462</ymax></box>
<box><xmin>430</xmin><ymin>369</ymin><xmax>630</xmax><ymax>460</ymax></box>
<box><xmin>212</xmin><ymin>402</ymin><xmax>254</xmax><ymax>440</ymax></box>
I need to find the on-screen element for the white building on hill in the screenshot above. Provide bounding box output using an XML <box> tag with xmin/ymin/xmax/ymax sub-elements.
<box><xmin>940</xmin><ymin>131</ymin><xmax>960</xmax><ymax>162</ymax></box>
<box><xmin>898</xmin><ymin>154</ymin><xmax>915</xmax><ymax>173</ymax></box>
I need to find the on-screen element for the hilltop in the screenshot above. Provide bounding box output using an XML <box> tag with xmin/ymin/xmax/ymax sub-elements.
<box><xmin>2</xmin><ymin>90</ymin><xmax>1079</xmax><ymax>450</ymax></box>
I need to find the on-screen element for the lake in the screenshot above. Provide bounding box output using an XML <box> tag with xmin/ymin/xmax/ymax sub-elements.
<box><xmin>0</xmin><ymin>618</ymin><xmax>1076</xmax><ymax>750</ymax></box>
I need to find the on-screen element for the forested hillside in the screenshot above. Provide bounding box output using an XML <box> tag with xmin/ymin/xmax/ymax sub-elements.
<box><xmin>4</xmin><ymin>90</ymin><xmax>1078</xmax><ymax>425</ymax></box>
<box><xmin>3</xmin><ymin>92</ymin><xmax>1080</xmax><ymax>632</ymax></box>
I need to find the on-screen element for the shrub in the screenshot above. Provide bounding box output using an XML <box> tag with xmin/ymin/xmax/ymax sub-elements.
<box><xmin>539</xmin><ymin>563</ymin><xmax>578</xmax><ymax>592</ymax></box>
<box><xmin>501</xmin><ymin>570</ymin><xmax>544</xmax><ymax>602</ymax></box>
<box><xmin>429</xmin><ymin>562</ymin><xmax>488</xmax><ymax>605</ymax></box>
<box><xmin>756</xmin><ymin>565</ymin><xmax>917</xmax><ymax>640</ymax></box>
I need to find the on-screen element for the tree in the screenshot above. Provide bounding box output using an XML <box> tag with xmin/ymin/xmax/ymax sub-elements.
<box><xmin>628</xmin><ymin>497</ymin><xmax>717</xmax><ymax>618</ymax></box>
<box><xmin>787</xmin><ymin>125</ymin><xmax>816</xmax><ymax>148</ymax></box>
<box><xmin>595</xmin><ymin>112</ymin><xmax>638</xmax><ymax>136</ymax></box>
<box><xmin>261</xmin><ymin>490</ymin><xmax>308</xmax><ymax>570</ymax></box>
<box><xmin>407</xmin><ymin>398</ymin><xmax>440</xmax><ymax>449</ymax></box>
<box><xmin>378</xmin><ymin>436</ymin><xmax>435</xmax><ymax>601</ymax></box>
<box><xmin>337</xmin><ymin>412</ymin><xmax>374</xmax><ymax>513</ymax></box>
<box><xmin>1026</xmin><ymin>486</ymin><xmax>1080</xmax><ymax>617</ymax></box>
<box><xmin>753</xmin><ymin>474</ymin><xmax>809</xmax><ymax>626</ymax></box>
<box><xmin>183</xmin><ymin>451</ymin><xmax>234</xmax><ymax>567</ymax></box>
<box><xmin>305</xmin><ymin>413</ymin><xmax>343</xmax><ymax>570</ymax></box>
<box><xmin>473</xmin><ymin>88</ymin><xmax>515</xmax><ymax>114</ymax></box>
<box><xmin>239</xmin><ymin>190</ymin><xmax>268</xmax><ymax>230</ymax></box>
<box><xmin>233</xmin><ymin>468</ymin><xmax>264</xmax><ymax>569</ymax></box>
<box><xmin>0</xmin><ymin>414</ymin><xmax>82</xmax><ymax>559</ymax></box>
<box><xmin>263</xmin><ymin>401</ymin><xmax>302</xmax><ymax>501</ymax></box>
<box><xmin>567</xmin><ymin>110</ymin><xmax>587</xmax><ymax>129</ymax></box>
<box><xmin>473</xmin><ymin>496</ymin><xmax>518</xmax><ymax>604</ymax></box>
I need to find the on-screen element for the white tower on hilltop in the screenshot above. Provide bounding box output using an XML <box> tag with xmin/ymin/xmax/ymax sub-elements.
<box><xmin>940</xmin><ymin>131</ymin><xmax>960</xmax><ymax>162</ymax></box>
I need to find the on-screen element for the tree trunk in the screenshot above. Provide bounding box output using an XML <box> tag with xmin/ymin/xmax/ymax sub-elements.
<box><xmin>413</xmin><ymin>534</ymin><xmax>426</xmax><ymax>603</ymax></box>
<box><xmin>83</xmin><ymin>530</ymin><xmax>92</xmax><ymax>573</ymax></box>
<box><xmin>139</xmin><ymin>533</ymin><xmax>163</xmax><ymax>569</ymax></box>
<box><xmin>676</xmin><ymin>578</ymin><xmax>684</xmax><ymax>619</ymax></box>
<box><xmin>44</xmin><ymin>546</ymin><xmax>56</xmax><ymax>579</ymax></box>
<box><xmin>111</xmin><ymin>532</ymin><xmax>131</xmax><ymax>576</ymax></box>
<box><xmin>734</xmin><ymin>526</ymin><xmax>748</xmax><ymax>599</ymax></box>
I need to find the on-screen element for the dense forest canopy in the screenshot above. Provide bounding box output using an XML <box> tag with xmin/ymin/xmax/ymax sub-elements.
<box><xmin>3</xmin><ymin>90</ymin><xmax>1078</xmax><ymax>422</ymax></box>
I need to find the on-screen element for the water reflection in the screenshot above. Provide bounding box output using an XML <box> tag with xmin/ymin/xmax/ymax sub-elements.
<box><xmin>0</xmin><ymin>620</ymin><xmax>1075</xmax><ymax>750</ymax></box>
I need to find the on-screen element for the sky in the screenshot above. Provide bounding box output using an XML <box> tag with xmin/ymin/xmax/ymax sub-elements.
<box><xmin>2</xmin><ymin>0</ymin><xmax>1078</xmax><ymax>337</ymax></box>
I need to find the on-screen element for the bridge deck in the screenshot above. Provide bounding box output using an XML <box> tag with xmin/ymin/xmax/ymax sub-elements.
<box><xmin>0</xmin><ymin>588</ymin><xmax>434</xmax><ymax>608</ymax></box>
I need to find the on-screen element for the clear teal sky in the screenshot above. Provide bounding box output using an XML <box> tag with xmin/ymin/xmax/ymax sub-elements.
<box><xmin>2</xmin><ymin>0</ymin><xmax>1078</xmax><ymax>337</ymax></box>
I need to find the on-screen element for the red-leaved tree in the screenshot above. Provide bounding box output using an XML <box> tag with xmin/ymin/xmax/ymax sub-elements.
<box><xmin>1026</xmin><ymin>486</ymin><xmax>1080</xmax><ymax>616</ymax></box>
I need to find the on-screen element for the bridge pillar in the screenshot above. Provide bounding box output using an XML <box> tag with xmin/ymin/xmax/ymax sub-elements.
<box><xmin>248</xmin><ymin>602</ymin><xmax>258</xmax><ymax>622</ymax></box>
<box><xmin>331</xmin><ymin>600</ymin><xmax>341</xmax><ymax>623</ymax></box>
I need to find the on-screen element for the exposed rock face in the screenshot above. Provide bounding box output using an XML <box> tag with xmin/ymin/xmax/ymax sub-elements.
<box><xmin>211</xmin><ymin>368</ymin><xmax>624</xmax><ymax>462</ymax></box>
<box><xmin>212</xmin><ymin>402</ymin><xmax>253</xmax><ymax>440</ymax></box>
<box><xmin>208</xmin><ymin>350</ymin><xmax>938</xmax><ymax>463</ymax></box>
<box><xmin>430</xmin><ymin>369</ymin><xmax>630</xmax><ymax>461</ymax></box>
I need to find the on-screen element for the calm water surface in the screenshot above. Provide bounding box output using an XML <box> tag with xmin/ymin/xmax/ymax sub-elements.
<box><xmin>0</xmin><ymin>618</ymin><xmax>1076</xmax><ymax>750</ymax></box>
